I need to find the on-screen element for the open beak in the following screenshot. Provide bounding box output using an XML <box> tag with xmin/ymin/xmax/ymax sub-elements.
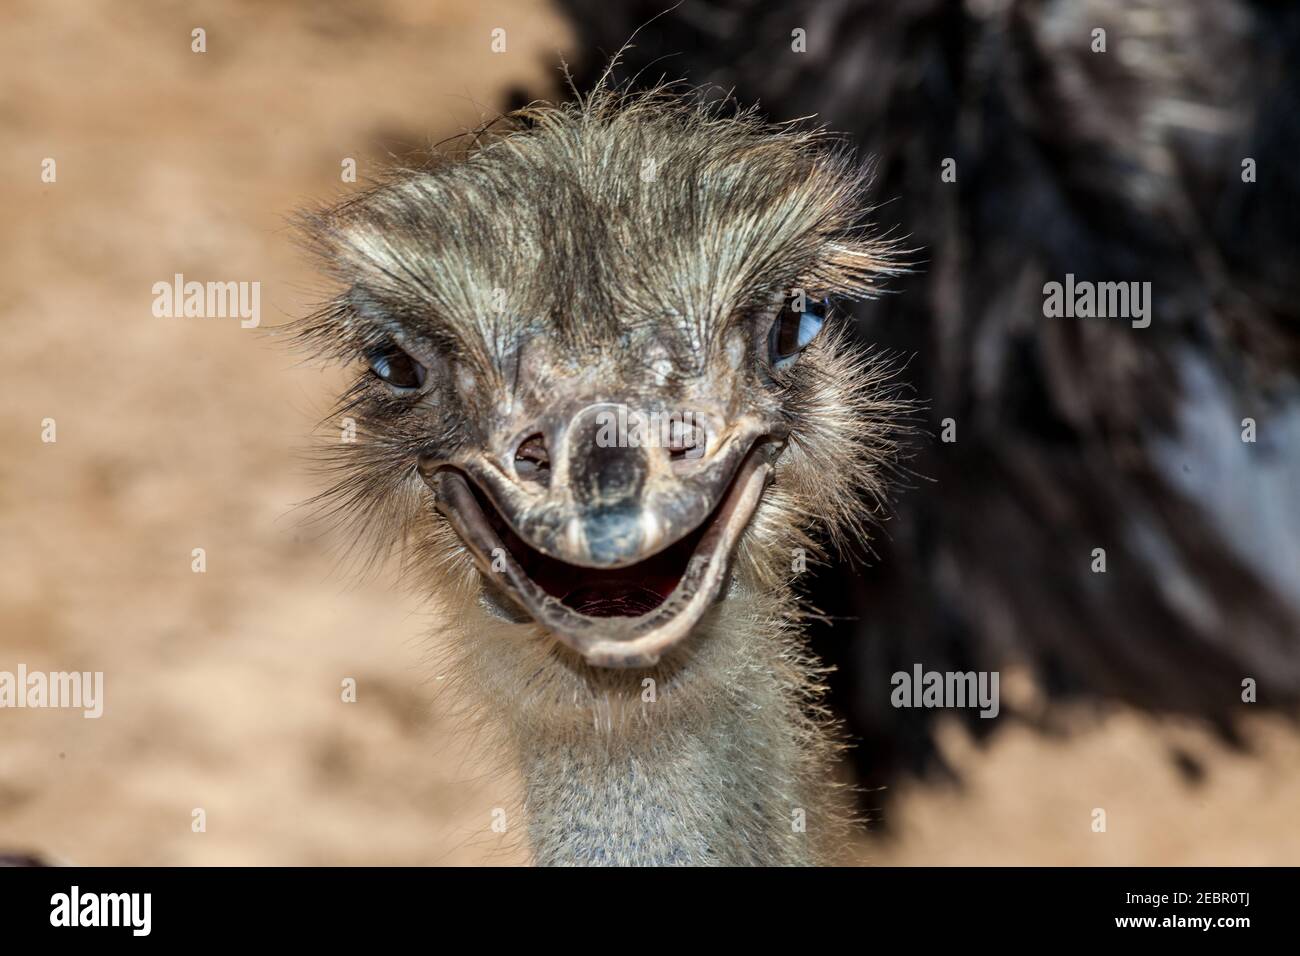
<box><xmin>424</xmin><ymin>434</ymin><xmax>774</xmax><ymax>669</ymax></box>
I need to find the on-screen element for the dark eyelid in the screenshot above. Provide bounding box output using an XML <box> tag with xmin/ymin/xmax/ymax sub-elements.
<box><xmin>348</xmin><ymin>287</ymin><xmax>443</xmax><ymax>361</ymax></box>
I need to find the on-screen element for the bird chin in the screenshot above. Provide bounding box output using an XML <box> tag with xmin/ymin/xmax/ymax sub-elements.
<box><xmin>432</xmin><ymin>451</ymin><xmax>771</xmax><ymax>669</ymax></box>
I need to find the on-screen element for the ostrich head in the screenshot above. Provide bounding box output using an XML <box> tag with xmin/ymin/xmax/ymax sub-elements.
<box><xmin>299</xmin><ymin>89</ymin><xmax>902</xmax><ymax>672</ymax></box>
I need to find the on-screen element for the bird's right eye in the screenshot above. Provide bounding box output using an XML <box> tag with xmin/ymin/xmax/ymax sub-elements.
<box><xmin>366</xmin><ymin>344</ymin><xmax>426</xmax><ymax>391</ymax></box>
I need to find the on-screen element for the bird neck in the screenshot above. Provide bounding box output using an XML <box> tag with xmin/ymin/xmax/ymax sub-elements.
<box><xmin>515</xmin><ymin>692</ymin><xmax>821</xmax><ymax>866</ymax></box>
<box><xmin>483</xmin><ymin>594</ymin><xmax>843</xmax><ymax>866</ymax></box>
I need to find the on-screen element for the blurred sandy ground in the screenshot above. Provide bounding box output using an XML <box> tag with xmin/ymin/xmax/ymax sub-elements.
<box><xmin>1</xmin><ymin>0</ymin><xmax>1297</xmax><ymax>865</ymax></box>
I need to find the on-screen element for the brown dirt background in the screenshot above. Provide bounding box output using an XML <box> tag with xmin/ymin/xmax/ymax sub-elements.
<box><xmin>1</xmin><ymin>0</ymin><xmax>1296</xmax><ymax>866</ymax></box>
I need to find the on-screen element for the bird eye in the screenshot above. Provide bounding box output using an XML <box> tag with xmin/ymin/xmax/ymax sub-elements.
<box><xmin>768</xmin><ymin>295</ymin><xmax>828</xmax><ymax>370</ymax></box>
<box><xmin>366</xmin><ymin>343</ymin><xmax>426</xmax><ymax>391</ymax></box>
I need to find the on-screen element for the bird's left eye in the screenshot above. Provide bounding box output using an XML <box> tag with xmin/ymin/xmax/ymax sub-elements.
<box><xmin>366</xmin><ymin>343</ymin><xmax>426</xmax><ymax>391</ymax></box>
<box><xmin>768</xmin><ymin>295</ymin><xmax>828</xmax><ymax>370</ymax></box>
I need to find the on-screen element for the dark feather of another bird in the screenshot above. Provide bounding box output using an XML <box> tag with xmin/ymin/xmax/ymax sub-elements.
<box><xmin>553</xmin><ymin>0</ymin><xmax>1300</xmax><ymax>809</ymax></box>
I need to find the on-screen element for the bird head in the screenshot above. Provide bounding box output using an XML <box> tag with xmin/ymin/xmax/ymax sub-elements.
<box><xmin>298</xmin><ymin>89</ymin><xmax>904</xmax><ymax>669</ymax></box>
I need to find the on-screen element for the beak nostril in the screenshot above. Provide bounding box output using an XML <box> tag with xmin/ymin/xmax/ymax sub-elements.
<box><xmin>514</xmin><ymin>433</ymin><xmax>551</xmax><ymax>485</ymax></box>
<box><xmin>667</xmin><ymin>422</ymin><xmax>706</xmax><ymax>464</ymax></box>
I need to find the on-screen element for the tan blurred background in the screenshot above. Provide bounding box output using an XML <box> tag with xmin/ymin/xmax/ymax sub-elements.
<box><xmin>1</xmin><ymin>0</ymin><xmax>1297</xmax><ymax>865</ymax></box>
